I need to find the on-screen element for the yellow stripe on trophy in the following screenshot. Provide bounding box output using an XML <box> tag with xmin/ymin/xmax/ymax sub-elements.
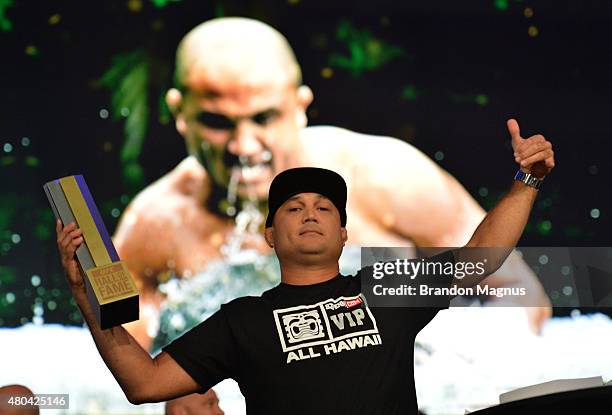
<box><xmin>60</xmin><ymin>176</ymin><xmax>112</xmax><ymax>267</ymax></box>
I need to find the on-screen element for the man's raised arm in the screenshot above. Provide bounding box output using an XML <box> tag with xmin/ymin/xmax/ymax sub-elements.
<box><xmin>55</xmin><ymin>220</ymin><xmax>201</xmax><ymax>404</ymax></box>
<box><xmin>454</xmin><ymin>118</ymin><xmax>555</xmax><ymax>289</ymax></box>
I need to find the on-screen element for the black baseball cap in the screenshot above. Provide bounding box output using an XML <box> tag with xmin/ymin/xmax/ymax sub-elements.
<box><xmin>265</xmin><ymin>167</ymin><xmax>347</xmax><ymax>228</ymax></box>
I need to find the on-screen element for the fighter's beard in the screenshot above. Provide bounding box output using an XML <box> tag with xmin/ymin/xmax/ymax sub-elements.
<box><xmin>206</xmin><ymin>182</ymin><xmax>268</xmax><ymax>223</ymax></box>
<box><xmin>192</xmin><ymin>142</ymin><xmax>270</xmax><ymax>228</ymax></box>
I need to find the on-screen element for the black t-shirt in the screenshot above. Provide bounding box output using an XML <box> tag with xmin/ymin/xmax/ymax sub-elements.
<box><xmin>162</xmin><ymin>252</ymin><xmax>454</xmax><ymax>414</ymax></box>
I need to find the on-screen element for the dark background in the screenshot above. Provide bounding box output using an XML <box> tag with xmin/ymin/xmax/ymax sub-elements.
<box><xmin>1</xmin><ymin>0</ymin><xmax>611</xmax><ymax>326</ymax></box>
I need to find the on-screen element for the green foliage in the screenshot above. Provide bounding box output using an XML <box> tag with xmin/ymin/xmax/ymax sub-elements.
<box><xmin>25</xmin><ymin>155</ymin><xmax>39</xmax><ymax>167</ymax></box>
<box><xmin>99</xmin><ymin>47</ymin><xmax>175</xmax><ymax>191</ymax></box>
<box><xmin>475</xmin><ymin>94</ymin><xmax>489</xmax><ymax>106</ymax></box>
<box><xmin>158</xmin><ymin>90</ymin><xmax>171</xmax><ymax>125</ymax></box>
<box><xmin>0</xmin><ymin>186</ymin><xmax>80</xmax><ymax>325</ymax></box>
<box><xmin>537</xmin><ymin>220</ymin><xmax>552</xmax><ymax>235</ymax></box>
<box><xmin>401</xmin><ymin>84</ymin><xmax>419</xmax><ymax>101</ymax></box>
<box><xmin>329</xmin><ymin>20</ymin><xmax>404</xmax><ymax>77</ymax></box>
<box><xmin>0</xmin><ymin>0</ymin><xmax>13</xmax><ymax>32</ymax></box>
<box><xmin>493</xmin><ymin>0</ymin><xmax>524</xmax><ymax>11</ymax></box>
<box><xmin>34</xmin><ymin>210</ymin><xmax>55</xmax><ymax>241</ymax></box>
<box><xmin>99</xmin><ymin>50</ymin><xmax>149</xmax><ymax>189</ymax></box>
<box><xmin>0</xmin><ymin>266</ymin><xmax>17</xmax><ymax>284</ymax></box>
<box><xmin>494</xmin><ymin>0</ymin><xmax>509</xmax><ymax>11</ymax></box>
<box><xmin>34</xmin><ymin>223</ymin><xmax>51</xmax><ymax>241</ymax></box>
<box><xmin>123</xmin><ymin>161</ymin><xmax>145</xmax><ymax>188</ymax></box>
<box><xmin>563</xmin><ymin>225</ymin><xmax>583</xmax><ymax>238</ymax></box>
<box><xmin>215</xmin><ymin>2</ymin><xmax>225</xmax><ymax>17</ymax></box>
<box><xmin>0</xmin><ymin>194</ymin><xmax>18</xmax><ymax>232</ymax></box>
<box><xmin>450</xmin><ymin>92</ymin><xmax>489</xmax><ymax>106</ymax></box>
<box><xmin>150</xmin><ymin>0</ymin><xmax>183</xmax><ymax>8</ymax></box>
<box><xmin>1</xmin><ymin>155</ymin><xmax>15</xmax><ymax>166</ymax></box>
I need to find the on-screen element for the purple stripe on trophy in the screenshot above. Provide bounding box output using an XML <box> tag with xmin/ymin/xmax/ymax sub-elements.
<box><xmin>75</xmin><ymin>175</ymin><xmax>120</xmax><ymax>262</ymax></box>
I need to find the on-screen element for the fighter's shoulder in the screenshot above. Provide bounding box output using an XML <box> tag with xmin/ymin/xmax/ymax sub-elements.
<box><xmin>301</xmin><ymin>125</ymin><xmax>428</xmax><ymax>163</ymax></box>
<box><xmin>114</xmin><ymin>161</ymin><xmax>205</xmax><ymax>244</ymax></box>
<box><xmin>126</xmin><ymin>157</ymin><xmax>205</xmax><ymax>212</ymax></box>
<box><xmin>158</xmin><ymin>156</ymin><xmax>208</xmax><ymax>199</ymax></box>
<box><xmin>301</xmin><ymin>125</ymin><xmax>378</xmax><ymax>146</ymax></box>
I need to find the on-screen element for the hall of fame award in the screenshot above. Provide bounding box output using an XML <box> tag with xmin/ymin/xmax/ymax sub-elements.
<box><xmin>44</xmin><ymin>175</ymin><xmax>139</xmax><ymax>329</ymax></box>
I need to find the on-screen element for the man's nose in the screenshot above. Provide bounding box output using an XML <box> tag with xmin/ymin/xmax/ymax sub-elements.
<box><xmin>303</xmin><ymin>207</ymin><xmax>319</xmax><ymax>222</ymax></box>
<box><xmin>227</xmin><ymin>121</ymin><xmax>264</xmax><ymax>157</ymax></box>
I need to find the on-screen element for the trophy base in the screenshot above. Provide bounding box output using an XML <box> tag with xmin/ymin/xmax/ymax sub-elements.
<box><xmin>84</xmin><ymin>261</ymin><xmax>140</xmax><ymax>330</ymax></box>
<box><xmin>100</xmin><ymin>294</ymin><xmax>140</xmax><ymax>330</ymax></box>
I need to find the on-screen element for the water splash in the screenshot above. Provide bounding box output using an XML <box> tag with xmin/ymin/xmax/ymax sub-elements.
<box><xmin>220</xmin><ymin>164</ymin><xmax>266</xmax><ymax>265</ymax></box>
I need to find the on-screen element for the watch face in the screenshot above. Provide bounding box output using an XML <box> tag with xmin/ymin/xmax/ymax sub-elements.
<box><xmin>526</xmin><ymin>175</ymin><xmax>541</xmax><ymax>189</ymax></box>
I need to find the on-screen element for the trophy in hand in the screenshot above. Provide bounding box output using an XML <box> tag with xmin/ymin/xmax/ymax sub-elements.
<box><xmin>44</xmin><ymin>175</ymin><xmax>139</xmax><ymax>329</ymax></box>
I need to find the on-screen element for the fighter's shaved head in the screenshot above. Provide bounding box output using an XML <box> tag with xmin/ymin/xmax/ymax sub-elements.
<box><xmin>166</xmin><ymin>17</ymin><xmax>313</xmax><ymax>200</ymax></box>
<box><xmin>175</xmin><ymin>17</ymin><xmax>302</xmax><ymax>93</ymax></box>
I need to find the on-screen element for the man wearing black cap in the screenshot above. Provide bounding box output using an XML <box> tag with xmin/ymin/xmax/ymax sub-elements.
<box><xmin>56</xmin><ymin>119</ymin><xmax>554</xmax><ymax>413</ymax></box>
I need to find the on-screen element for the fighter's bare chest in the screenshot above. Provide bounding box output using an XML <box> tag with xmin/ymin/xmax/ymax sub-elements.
<box><xmin>168</xmin><ymin>206</ymin><xmax>271</xmax><ymax>276</ymax></box>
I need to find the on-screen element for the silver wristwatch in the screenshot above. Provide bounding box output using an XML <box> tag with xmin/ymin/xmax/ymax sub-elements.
<box><xmin>514</xmin><ymin>169</ymin><xmax>543</xmax><ymax>190</ymax></box>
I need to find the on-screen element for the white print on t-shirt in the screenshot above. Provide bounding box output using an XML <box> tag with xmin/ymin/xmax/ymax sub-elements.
<box><xmin>282</xmin><ymin>310</ymin><xmax>325</xmax><ymax>343</ymax></box>
<box><xmin>273</xmin><ymin>294</ymin><xmax>382</xmax><ymax>364</ymax></box>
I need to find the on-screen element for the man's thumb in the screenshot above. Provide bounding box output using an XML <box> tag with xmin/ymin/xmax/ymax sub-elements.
<box><xmin>507</xmin><ymin>118</ymin><xmax>522</xmax><ymax>147</ymax></box>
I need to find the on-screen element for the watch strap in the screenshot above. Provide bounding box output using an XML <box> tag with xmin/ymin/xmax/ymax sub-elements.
<box><xmin>514</xmin><ymin>169</ymin><xmax>543</xmax><ymax>190</ymax></box>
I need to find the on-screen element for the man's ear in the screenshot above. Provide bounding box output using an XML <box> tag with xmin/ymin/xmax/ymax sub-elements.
<box><xmin>341</xmin><ymin>228</ymin><xmax>348</xmax><ymax>246</ymax></box>
<box><xmin>295</xmin><ymin>85</ymin><xmax>313</xmax><ymax>129</ymax></box>
<box><xmin>166</xmin><ymin>88</ymin><xmax>187</xmax><ymax>135</ymax></box>
<box><xmin>264</xmin><ymin>227</ymin><xmax>275</xmax><ymax>248</ymax></box>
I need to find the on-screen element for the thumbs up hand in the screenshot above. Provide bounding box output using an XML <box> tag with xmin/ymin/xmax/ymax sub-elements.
<box><xmin>507</xmin><ymin>119</ymin><xmax>555</xmax><ymax>179</ymax></box>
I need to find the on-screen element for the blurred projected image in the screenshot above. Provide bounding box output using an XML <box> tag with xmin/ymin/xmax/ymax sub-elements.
<box><xmin>1</xmin><ymin>2</ymin><xmax>611</xmax><ymax>414</ymax></box>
